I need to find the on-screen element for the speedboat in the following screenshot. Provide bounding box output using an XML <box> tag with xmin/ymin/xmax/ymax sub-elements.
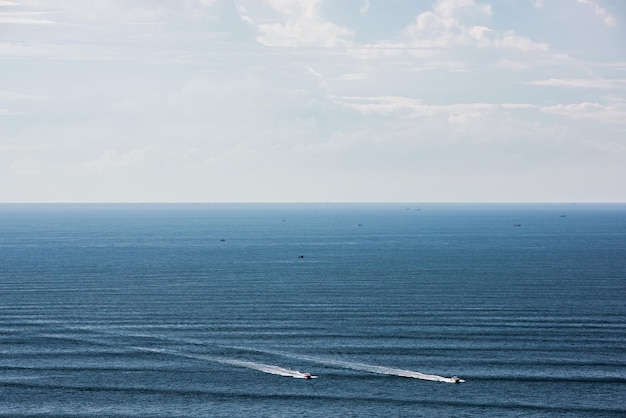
<box><xmin>303</xmin><ymin>373</ymin><xmax>312</xmax><ymax>379</ymax></box>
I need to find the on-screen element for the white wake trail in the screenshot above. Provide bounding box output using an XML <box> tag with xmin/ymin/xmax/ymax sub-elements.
<box><xmin>218</xmin><ymin>359</ymin><xmax>316</xmax><ymax>379</ymax></box>
<box><xmin>298</xmin><ymin>355</ymin><xmax>462</xmax><ymax>383</ymax></box>
<box><xmin>132</xmin><ymin>347</ymin><xmax>315</xmax><ymax>379</ymax></box>
<box><xmin>320</xmin><ymin>359</ymin><xmax>462</xmax><ymax>383</ymax></box>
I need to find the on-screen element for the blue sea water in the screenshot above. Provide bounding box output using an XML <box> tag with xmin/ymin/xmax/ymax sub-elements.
<box><xmin>0</xmin><ymin>203</ymin><xmax>624</xmax><ymax>417</ymax></box>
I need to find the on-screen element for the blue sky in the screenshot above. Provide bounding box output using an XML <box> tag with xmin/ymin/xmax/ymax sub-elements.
<box><xmin>1</xmin><ymin>0</ymin><xmax>624</xmax><ymax>202</ymax></box>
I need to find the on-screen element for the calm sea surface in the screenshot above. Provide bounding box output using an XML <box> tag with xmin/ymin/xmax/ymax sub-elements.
<box><xmin>0</xmin><ymin>203</ymin><xmax>624</xmax><ymax>417</ymax></box>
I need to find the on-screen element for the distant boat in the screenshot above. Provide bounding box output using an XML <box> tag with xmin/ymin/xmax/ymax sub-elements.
<box><xmin>514</xmin><ymin>224</ymin><xmax>522</xmax><ymax>227</ymax></box>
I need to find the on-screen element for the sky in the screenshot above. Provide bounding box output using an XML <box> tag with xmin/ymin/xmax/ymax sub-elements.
<box><xmin>1</xmin><ymin>0</ymin><xmax>625</xmax><ymax>203</ymax></box>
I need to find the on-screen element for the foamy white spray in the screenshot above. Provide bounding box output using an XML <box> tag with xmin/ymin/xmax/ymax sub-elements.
<box><xmin>304</xmin><ymin>356</ymin><xmax>462</xmax><ymax>383</ymax></box>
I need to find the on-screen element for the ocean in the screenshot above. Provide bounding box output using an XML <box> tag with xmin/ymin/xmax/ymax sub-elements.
<box><xmin>0</xmin><ymin>203</ymin><xmax>624</xmax><ymax>417</ymax></box>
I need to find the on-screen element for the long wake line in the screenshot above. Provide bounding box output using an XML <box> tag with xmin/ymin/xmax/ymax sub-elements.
<box><xmin>43</xmin><ymin>327</ymin><xmax>315</xmax><ymax>379</ymax></box>
<box><xmin>131</xmin><ymin>346</ymin><xmax>316</xmax><ymax>379</ymax></box>
<box><xmin>303</xmin><ymin>356</ymin><xmax>464</xmax><ymax>383</ymax></box>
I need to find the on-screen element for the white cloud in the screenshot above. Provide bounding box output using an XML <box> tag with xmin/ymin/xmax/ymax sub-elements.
<box><xmin>0</xmin><ymin>91</ymin><xmax>47</xmax><ymax>101</ymax></box>
<box><xmin>11</xmin><ymin>0</ymin><xmax>222</xmax><ymax>27</ymax></box>
<box><xmin>17</xmin><ymin>0</ymin><xmax>167</xmax><ymax>24</ymax></box>
<box><xmin>0</xmin><ymin>6</ymin><xmax>57</xmax><ymax>24</ymax></box>
<box><xmin>498</xmin><ymin>30</ymin><xmax>548</xmax><ymax>52</ymax></box>
<box><xmin>335</xmin><ymin>94</ymin><xmax>626</xmax><ymax>126</ymax></box>
<box><xmin>433</xmin><ymin>0</ymin><xmax>493</xmax><ymax>19</ymax></box>
<box><xmin>528</xmin><ymin>78</ymin><xmax>626</xmax><ymax>89</ymax></box>
<box><xmin>0</xmin><ymin>40</ymin><xmax>127</xmax><ymax>60</ymax></box>
<box><xmin>303</xmin><ymin>65</ymin><xmax>327</xmax><ymax>87</ymax></box>
<box><xmin>501</xmin><ymin>104</ymin><xmax>536</xmax><ymax>110</ymax></box>
<box><xmin>333</xmin><ymin>96</ymin><xmax>515</xmax><ymax>121</ymax></box>
<box><xmin>403</xmin><ymin>1</ymin><xmax>547</xmax><ymax>51</ymax></box>
<box><xmin>337</xmin><ymin>73</ymin><xmax>368</xmax><ymax>81</ymax></box>
<box><xmin>359</xmin><ymin>0</ymin><xmax>369</xmax><ymax>14</ymax></box>
<box><xmin>249</xmin><ymin>0</ymin><xmax>353</xmax><ymax>47</ymax></box>
<box><xmin>577</xmin><ymin>0</ymin><xmax>617</xmax><ymax>28</ymax></box>
<box><xmin>0</xmin><ymin>1</ymin><xmax>226</xmax><ymax>61</ymax></box>
<box><xmin>331</xmin><ymin>95</ymin><xmax>426</xmax><ymax>117</ymax></box>
<box><xmin>542</xmin><ymin>102</ymin><xmax>626</xmax><ymax>124</ymax></box>
<box><xmin>0</xmin><ymin>91</ymin><xmax>42</xmax><ymax>117</ymax></box>
<box><xmin>0</xmin><ymin>108</ymin><xmax>27</xmax><ymax>116</ymax></box>
<box><xmin>0</xmin><ymin>16</ymin><xmax>55</xmax><ymax>24</ymax></box>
